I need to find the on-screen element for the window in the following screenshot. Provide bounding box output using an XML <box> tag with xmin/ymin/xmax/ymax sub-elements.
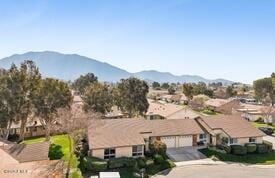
<box><xmin>229</xmin><ymin>138</ymin><xmax>238</xmax><ymax>145</ymax></box>
<box><xmin>104</xmin><ymin>148</ymin><xmax>116</xmax><ymax>159</ymax></box>
<box><xmin>132</xmin><ymin>145</ymin><xmax>143</xmax><ymax>157</ymax></box>
<box><xmin>199</xmin><ymin>134</ymin><xmax>207</xmax><ymax>141</ymax></box>
<box><xmin>249</xmin><ymin>137</ymin><xmax>256</xmax><ymax>143</ymax></box>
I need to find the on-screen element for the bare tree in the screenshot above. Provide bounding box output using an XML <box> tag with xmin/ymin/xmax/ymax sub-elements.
<box><xmin>56</xmin><ymin>103</ymin><xmax>103</xmax><ymax>178</ymax></box>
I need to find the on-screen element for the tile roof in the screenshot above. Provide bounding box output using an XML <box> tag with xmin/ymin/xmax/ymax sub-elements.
<box><xmin>88</xmin><ymin>118</ymin><xmax>204</xmax><ymax>149</ymax></box>
<box><xmin>199</xmin><ymin>114</ymin><xmax>265</xmax><ymax>138</ymax></box>
<box><xmin>3</xmin><ymin>141</ymin><xmax>50</xmax><ymax>163</ymax></box>
<box><xmin>147</xmin><ymin>100</ymin><xmax>184</xmax><ymax>118</ymax></box>
<box><xmin>205</xmin><ymin>98</ymin><xmax>235</xmax><ymax>107</ymax></box>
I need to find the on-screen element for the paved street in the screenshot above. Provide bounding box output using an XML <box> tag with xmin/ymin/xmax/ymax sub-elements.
<box><xmin>154</xmin><ymin>164</ymin><xmax>275</xmax><ymax>178</ymax></box>
<box><xmin>264</xmin><ymin>136</ymin><xmax>275</xmax><ymax>149</ymax></box>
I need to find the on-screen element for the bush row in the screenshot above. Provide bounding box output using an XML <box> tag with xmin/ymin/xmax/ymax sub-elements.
<box><xmin>82</xmin><ymin>156</ymin><xmax>149</xmax><ymax>173</ymax></box>
<box><xmin>217</xmin><ymin>142</ymin><xmax>273</xmax><ymax>155</ymax></box>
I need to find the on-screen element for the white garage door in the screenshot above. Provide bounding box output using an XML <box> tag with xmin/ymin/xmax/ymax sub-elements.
<box><xmin>178</xmin><ymin>135</ymin><xmax>193</xmax><ymax>147</ymax></box>
<box><xmin>161</xmin><ymin>136</ymin><xmax>176</xmax><ymax>148</ymax></box>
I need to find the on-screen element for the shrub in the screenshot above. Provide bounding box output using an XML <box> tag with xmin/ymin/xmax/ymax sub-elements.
<box><xmin>230</xmin><ymin>145</ymin><xmax>247</xmax><ymax>155</ymax></box>
<box><xmin>83</xmin><ymin>157</ymin><xmax>107</xmax><ymax>172</ymax></box>
<box><xmin>137</xmin><ymin>157</ymin><xmax>147</xmax><ymax>169</ymax></box>
<box><xmin>153</xmin><ymin>154</ymin><xmax>164</xmax><ymax>164</ymax></box>
<box><xmin>217</xmin><ymin>144</ymin><xmax>231</xmax><ymax>154</ymax></box>
<box><xmin>263</xmin><ymin>141</ymin><xmax>273</xmax><ymax>152</ymax></box>
<box><xmin>149</xmin><ymin>140</ymin><xmax>167</xmax><ymax>158</ymax></box>
<box><xmin>245</xmin><ymin>143</ymin><xmax>257</xmax><ymax>153</ymax></box>
<box><xmin>256</xmin><ymin>144</ymin><xmax>268</xmax><ymax>154</ymax></box>
<box><xmin>49</xmin><ymin>144</ymin><xmax>64</xmax><ymax>160</ymax></box>
<box><xmin>108</xmin><ymin>157</ymin><xmax>137</xmax><ymax>169</ymax></box>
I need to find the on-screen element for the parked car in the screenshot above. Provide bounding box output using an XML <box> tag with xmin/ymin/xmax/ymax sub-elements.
<box><xmin>258</xmin><ymin>127</ymin><xmax>274</xmax><ymax>135</ymax></box>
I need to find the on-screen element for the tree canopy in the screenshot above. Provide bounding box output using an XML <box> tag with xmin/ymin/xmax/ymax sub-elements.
<box><xmin>32</xmin><ymin>78</ymin><xmax>73</xmax><ymax>140</ymax></box>
<box><xmin>82</xmin><ymin>82</ymin><xmax>113</xmax><ymax>114</ymax></box>
<box><xmin>115</xmin><ymin>77</ymin><xmax>149</xmax><ymax>117</ymax></box>
<box><xmin>72</xmin><ymin>73</ymin><xmax>98</xmax><ymax>95</ymax></box>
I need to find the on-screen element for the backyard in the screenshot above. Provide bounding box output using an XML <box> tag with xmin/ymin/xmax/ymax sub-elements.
<box><xmin>23</xmin><ymin>134</ymin><xmax>82</xmax><ymax>178</ymax></box>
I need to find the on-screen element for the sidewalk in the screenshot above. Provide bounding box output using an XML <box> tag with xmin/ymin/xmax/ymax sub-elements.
<box><xmin>174</xmin><ymin>158</ymin><xmax>275</xmax><ymax>169</ymax></box>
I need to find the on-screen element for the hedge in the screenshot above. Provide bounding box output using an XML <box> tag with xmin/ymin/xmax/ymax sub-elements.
<box><xmin>108</xmin><ymin>157</ymin><xmax>137</xmax><ymax>169</ymax></box>
<box><xmin>137</xmin><ymin>157</ymin><xmax>147</xmax><ymax>169</ymax></box>
<box><xmin>231</xmin><ymin>145</ymin><xmax>247</xmax><ymax>155</ymax></box>
<box><xmin>153</xmin><ymin>154</ymin><xmax>165</xmax><ymax>164</ymax></box>
<box><xmin>263</xmin><ymin>141</ymin><xmax>273</xmax><ymax>152</ymax></box>
<box><xmin>217</xmin><ymin>144</ymin><xmax>231</xmax><ymax>154</ymax></box>
<box><xmin>256</xmin><ymin>144</ymin><xmax>268</xmax><ymax>154</ymax></box>
<box><xmin>245</xmin><ymin>143</ymin><xmax>257</xmax><ymax>154</ymax></box>
<box><xmin>83</xmin><ymin>157</ymin><xmax>107</xmax><ymax>172</ymax></box>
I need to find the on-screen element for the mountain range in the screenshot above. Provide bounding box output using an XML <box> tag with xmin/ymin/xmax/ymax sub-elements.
<box><xmin>0</xmin><ymin>51</ymin><xmax>234</xmax><ymax>84</ymax></box>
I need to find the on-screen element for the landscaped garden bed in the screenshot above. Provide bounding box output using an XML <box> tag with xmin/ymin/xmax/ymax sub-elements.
<box><xmin>199</xmin><ymin>142</ymin><xmax>275</xmax><ymax>165</ymax></box>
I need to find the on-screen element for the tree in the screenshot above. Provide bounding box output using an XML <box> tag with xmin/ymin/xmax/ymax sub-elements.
<box><xmin>0</xmin><ymin>61</ymin><xmax>42</xmax><ymax>141</ymax></box>
<box><xmin>161</xmin><ymin>83</ymin><xmax>170</xmax><ymax>89</ymax></box>
<box><xmin>204</xmin><ymin>89</ymin><xmax>214</xmax><ymax>97</ymax></box>
<box><xmin>152</xmin><ymin>82</ymin><xmax>160</xmax><ymax>89</ymax></box>
<box><xmin>182</xmin><ymin>83</ymin><xmax>193</xmax><ymax>100</ymax></box>
<box><xmin>82</xmin><ymin>82</ymin><xmax>113</xmax><ymax>114</ymax></box>
<box><xmin>115</xmin><ymin>78</ymin><xmax>149</xmax><ymax>117</ymax></box>
<box><xmin>226</xmin><ymin>86</ymin><xmax>237</xmax><ymax>98</ymax></box>
<box><xmin>272</xmin><ymin>73</ymin><xmax>275</xmax><ymax>105</ymax></box>
<box><xmin>56</xmin><ymin>106</ymin><xmax>102</xmax><ymax>178</ymax></box>
<box><xmin>33</xmin><ymin>78</ymin><xmax>73</xmax><ymax>140</ymax></box>
<box><xmin>73</xmin><ymin>73</ymin><xmax>98</xmax><ymax>95</ymax></box>
<box><xmin>192</xmin><ymin>82</ymin><xmax>207</xmax><ymax>95</ymax></box>
<box><xmin>253</xmin><ymin>77</ymin><xmax>273</xmax><ymax>103</ymax></box>
<box><xmin>168</xmin><ymin>86</ymin><xmax>176</xmax><ymax>95</ymax></box>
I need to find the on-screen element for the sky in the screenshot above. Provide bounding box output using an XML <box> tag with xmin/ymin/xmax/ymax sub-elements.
<box><xmin>0</xmin><ymin>0</ymin><xmax>274</xmax><ymax>84</ymax></box>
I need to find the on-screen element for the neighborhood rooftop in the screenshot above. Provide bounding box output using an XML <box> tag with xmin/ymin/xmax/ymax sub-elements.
<box><xmin>197</xmin><ymin>114</ymin><xmax>265</xmax><ymax>138</ymax></box>
<box><xmin>88</xmin><ymin>118</ymin><xmax>204</xmax><ymax>149</ymax></box>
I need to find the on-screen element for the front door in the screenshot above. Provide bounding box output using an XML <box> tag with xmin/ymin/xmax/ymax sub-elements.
<box><xmin>192</xmin><ymin>135</ymin><xmax>197</xmax><ymax>146</ymax></box>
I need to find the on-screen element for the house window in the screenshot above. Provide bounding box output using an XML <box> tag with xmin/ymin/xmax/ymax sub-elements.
<box><xmin>199</xmin><ymin>134</ymin><xmax>207</xmax><ymax>141</ymax></box>
<box><xmin>229</xmin><ymin>138</ymin><xmax>238</xmax><ymax>145</ymax></box>
<box><xmin>132</xmin><ymin>145</ymin><xmax>143</xmax><ymax>157</ymax></box>
<box><xmin>104</xmin><ymin>148</ymin><xmax>116</xmax><ymax>159</ymax></box>
<box><xmin>249</xmin><ymin>137</ymin><xmax>256</xmax><ymax>143</ymax></box>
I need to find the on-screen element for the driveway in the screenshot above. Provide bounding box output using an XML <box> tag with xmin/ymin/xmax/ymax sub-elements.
<box><xmin>166</xmin><ymin>147</ymin><xmax>206</xmax><ymax>162</ymax></box>
<box><xmin>153</xmin><ymin>164</ymin><xmax>275</xmax><ymax>178</ymax></box>
<box><xmin>263</xmin><ymin>135</ymin><xmax>275</xmax><ymax>149</ymax></box>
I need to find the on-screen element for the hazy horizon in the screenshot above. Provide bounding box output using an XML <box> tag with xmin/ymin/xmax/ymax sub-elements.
<box><xmin>1</xmin><ymin>0</ymin><xmax>274</xmax><ymax>84</ymax></box>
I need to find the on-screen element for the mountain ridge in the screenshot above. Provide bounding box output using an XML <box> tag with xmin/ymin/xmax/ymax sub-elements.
<box><xmin>0</xmin><ymin>51</ymin><xmax>234</xmax><ymax>84</ymax></box>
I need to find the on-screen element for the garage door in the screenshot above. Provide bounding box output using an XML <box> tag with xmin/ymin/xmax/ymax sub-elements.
<box><xmin>178</xmin><ymin>135</ymin><xmax>193</xmax><ymax>147</ymax></box>
<box><xmin>161</xmin><ymin>136</ymin><xmax>176</xmax><ymax>148</ymax></box>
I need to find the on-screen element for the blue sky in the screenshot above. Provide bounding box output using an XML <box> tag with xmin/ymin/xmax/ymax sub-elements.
<box><xmin>0</xmin><ymin>0</ymin><xmax>274</xmax><ymax>84</ymax></box>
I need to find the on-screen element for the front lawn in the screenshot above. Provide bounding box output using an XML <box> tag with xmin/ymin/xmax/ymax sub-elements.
<box><xmin>201</xmin><ymin>109</ymin><xmax>217</xmax><ymax>116</ymax></box>
<box><xmin>200</xmin><ymin>148</ymin><xmax>275</xmax><ymax>165</ymax></box>
<box><xmin>23</xmin><ymin>134</ymin><xmax>82</xmax><ymax>177</ymax></box>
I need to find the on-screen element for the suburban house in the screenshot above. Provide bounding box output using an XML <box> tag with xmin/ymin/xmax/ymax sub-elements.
<box><xmin>9</xmin><ymin>117</ymin><xmax>45</xmax><ymax>139</ymax></box>
<box><xmin>146</xmin><ymin>100</ymin><xmax>199</xmax><ymax>120</ymax></box>
<box><xmin>87</xmin><ymin>115</ymin><xmax>266</xmax><ymax>160</ymax></box>
<box><xmin>159</xmin><ymin>94</ymin><xmax>188</xmax><ymax>104</ymax></box>
<box><xmin>196</xmin><ymin>114</ymin><xmax>265</xmax><ymax>146</ymax></box>
<box><xmin>87</xmin><ymin>119</ymin><xmax>206</xmax><ymax>159</ymax></box>
<box><xmin>205</xmin><ymin>98</ymin><xmax>240</xmax><ymax>114</ymax></box>
<box><xmin>235</xmin><ymin>104</ymin><xmax>275</xmax><ymax>124</ymax></box>
<box><xmin>0</xmin><ymin>139</ymin><xmax>63</xmax><ymax>178</ymax></box>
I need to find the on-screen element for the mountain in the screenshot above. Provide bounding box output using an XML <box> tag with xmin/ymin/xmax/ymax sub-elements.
<box><xmin>0</xmin><ymin>51</ymin><xmax>234</xmax><ymax>84</ymax></box>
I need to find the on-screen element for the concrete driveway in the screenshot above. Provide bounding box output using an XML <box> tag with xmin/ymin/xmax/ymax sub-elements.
<box><xmin>166</xmin><ymin>147</ymin><xmax>206</xmax><ymax>162</ymax></box>
<box><xmin>264</xmin><ymin>135</ymin><xmax>275</xmax><ymax>149</ymax></box>
<box><xmin>154</xmin><ymin>164</ymin><xmax>275</xmax><ymax>178</ymax></box>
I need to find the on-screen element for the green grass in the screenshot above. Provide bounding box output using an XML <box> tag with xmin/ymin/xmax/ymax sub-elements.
<box><xmin>23</xmin><ymin>134</ymin><xmax>81</xmax><ymax>176</ymax></box>
<box><xmin>200</xmin><ymin>148</ymin><xmax>275</xmax><ymax>165</ymax></box>
<box><xmin>201</xmin><ymin>109</ymin><xmax>217</xmax><ymax>115</ymax></box>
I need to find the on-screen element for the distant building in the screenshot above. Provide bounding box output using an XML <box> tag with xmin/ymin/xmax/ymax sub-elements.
<box><xmin>205</xmin><ymin>98</ymin><xmax>240</xmax><ymax>114</ymax></box>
